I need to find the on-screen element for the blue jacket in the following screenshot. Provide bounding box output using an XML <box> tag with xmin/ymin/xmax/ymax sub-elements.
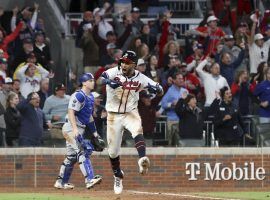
<box><xmin>161</xmin><ymin>85</ymin><xmax>188</xmax><ymax>121</ymax></box>
<box><xmin>253</xmin><ymin>80</ymin><xmax>270</xmax><ymax>117</ymax></box>
<box><xmin>17</xmin><ymin>99</ymin><xmax>47</xmax><ymax>142</ymax></box>
<box><xmin>218</xmin><ymin>50</ymin><xmax>245</xmax><ymax>86</ymax></box>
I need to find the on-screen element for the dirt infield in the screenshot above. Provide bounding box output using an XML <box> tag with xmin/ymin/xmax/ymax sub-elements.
<box><xmin>0</xmin><ymin>188</ymin><xmax>234</xmax><ymax>200</ymax></box>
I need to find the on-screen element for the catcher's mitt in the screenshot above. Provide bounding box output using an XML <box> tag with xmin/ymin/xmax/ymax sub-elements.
<box><xmin>91</xmin><ymin>135</ymin><xmax>106</xmax><ymax>152</ymax></box>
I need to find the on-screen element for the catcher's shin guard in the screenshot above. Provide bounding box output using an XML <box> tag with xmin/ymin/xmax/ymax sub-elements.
<box><xmin>58</xmin><ymin>154</ymin><xmax>77</xmax><ymax>183</ymax></box>
<box><xmin>78</xmin><ymin>152</ymin><xmax>95</xmax><ymax>181</ymax></box>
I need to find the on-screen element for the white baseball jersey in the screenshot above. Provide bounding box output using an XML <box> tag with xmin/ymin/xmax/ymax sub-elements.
<box><xmin>16</xmin><ymin>64</ymin><xmax>49</xmax><ymax>98</ymax></box>
<box><xmin>104</xmin><ymin>67</ymin><xmax>157</xmax><ymax>113</ymax></box>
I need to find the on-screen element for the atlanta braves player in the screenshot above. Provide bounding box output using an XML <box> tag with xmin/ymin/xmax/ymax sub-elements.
<box><xmin>100</xmin><ymin>50</ymin><xmax>163</xmax><ymax>194</ymax></box>
<box><xmin>54</xmin><ymin>73</ymin><xmax>102</xmax><ymax>189</ymax></box>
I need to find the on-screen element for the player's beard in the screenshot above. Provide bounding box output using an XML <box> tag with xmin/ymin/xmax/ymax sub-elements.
<box><xmin>123</xmin><ymin>67</ymin><xmax>135</xmax><ymax>78</ymax></box>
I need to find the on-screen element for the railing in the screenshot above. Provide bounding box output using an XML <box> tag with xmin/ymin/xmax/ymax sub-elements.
<box><xmin>155</xmin><ymin>115</ymin><xmax>257</xmax><ymax>147</ymax></box>
<box><xmin>64</xmin><ymin>12</ymin><xmax>202</xmax><ymax>37</ymax></box>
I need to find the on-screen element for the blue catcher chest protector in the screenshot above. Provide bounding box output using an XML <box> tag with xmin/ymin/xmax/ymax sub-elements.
<box><xmin>60</xmin><ymin>89</ymin><xmax>96</xmax><ymax>184</ymax></box>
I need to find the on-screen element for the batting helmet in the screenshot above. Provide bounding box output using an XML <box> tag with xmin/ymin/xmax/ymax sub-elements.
<box><xmin>120</xmin><ymin>50</ymin><xmax>137</xmax><ymax>64</ymax></box>
<box><xmin>79</xmin><ymin>73</ymin><xmax>94</xmax><ymax>84</ymax></box>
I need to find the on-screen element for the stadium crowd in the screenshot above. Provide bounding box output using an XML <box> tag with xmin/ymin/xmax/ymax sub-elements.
<box><xmin>0</xmin><ymin>0</ymin><xmax>269</xmax><ymax>147</ymax></box>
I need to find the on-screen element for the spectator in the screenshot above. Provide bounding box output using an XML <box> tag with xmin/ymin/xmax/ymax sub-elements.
<box><xmin>4</xmin><ymin>92</ymin><xmax>20</xmax><ymax>146</ymax></box>
<box><xmin>12</xmin><ymin>38</ymin><xmax>35</xmax><ymax>74</ymax></box>
<box><xmin>251</xmin><ymin>61</ymin><xmax>269</xmax><ymax>84</ymax></box>
<box><xmin>179</xmin><ymin>63</ymin><xmax>201</xmax><ymax>96</ymax></box>
<box><xmin>11</xmin><ymin>3</ymin><xmax>39</xmax><ymax>32</ymax></box>
<box><xmin>112</xmin><ymin>13</ymin><xmax>134</xmax><ymax>52</ymax></box>
<box><xmin>138</xmin><ymin>91</ymin><xmax>157</xmax><ymax>139</ymax></box>
<box><xmin>248</xmin><ymin>15</ymin><xmax>270</xmax><ymax>74</ymax></box>
<box><xmin>92</xmin><ymin>91</ymin><xmax>106</xmax><ymax>139</ymax></box>
<box><xmin>196</xmin><ymin>58</ymin><xmax>229</xmax><ymax>107</ymax></box>
<box><xmin>92</xmin><ymin>24</ymin><xmax>132</xmax><ymax>61</ymax></box>
<box><xmin>237</xmin><ymin>0</ymin><xmax>253</xmax><ymax>16</ymax></box>
<box><xmin>137</xmin><ymin>43</ymin><xmax>150</xmax><ymax>61</ymax></box>
<box><xmin>16</xmin><ymin>63</ymin><xmax>49</xmax><ymax>98</ymax></box>
<box><xmin>186</xmin><ymin>43</ymin><xmax>204</xmax><ymax>72</ymax></box>
<box><xmin>212</xmin><ymin>86</ymin><xmax>246</xmax><ymax>146</ymax></box>
<box><xmin>93</xmin><ymin>6</ymin><xmax>113</xmax><ymax>40</ymax></box>
<box><xmin>175</xmin><ymin>93</ymin><xmax>203</xmax><ymax>139</ymax></box>
<box><xmin>253</xmin><ymin>67</ymin><xmax>270</xmax><ymax>123</ymax></box>
<box><xmin>100</xmin><ymin>43</ymin><xmax>117</xmax><ymax>66</ymax></box>
<box><xmin>11</xmin><ymin>79</ymin><xmax>24</xmax><ymax>102</ymax></box>
<box><xmin>217</xmin><ymin>42</ymin><xmax>245</xmax><ymax>86</ymax></box>
<box><xmin>231</xmin><ymin>70</ymin><xmax>255</xmax><ymax>115</ymax></box>
<box><xmin>139</xmin><ymin>24</ymin><xmax>157</xmax><ymax>52</ymax></box>
<box><xmin>145</xmin><ymin>54</ymin><xmax>160</xmax><ymax>82</ymax></box>
<box><xmin>33</xmin><ymin>31</ymin><xmax>53</xmax><ymax>70</ymax></box>
<box><xmin>160</xmin><ymin>72</ymin><xmax>188</xmax><ymax>145</ymax></box>
<box><xmin>131</xmin><ymin>7</ymin><xmax>144</xmax><ymax>35</ymax></box>
<box><xmin>195</xmin><ymin>15</ymin><xmax>225</xmax><ymax>55</ymax></box>
<box><xmin>43</xmin><ymin>83</ymin><xmax>70</xmax><ymax>124</ymax></box>
<box><xmin>37</xmin><ymin>78</ymin><xmax>50</xmax><ymax>109</ymax></box>
<box><xmin>79</xmin><ymin>21</ymin><xmax>99</xmax><ymax>74</ymax></box>
<box><xmin>128</xmin><ymin>36</ymin><xmax>142</xmax><ymax>55</ymax></box>
<box><xmin>163</xmin><ymin>41</ymin><xmax>181</xmax><ymax>70</ymax></box>
<box><xmin>0</xmin><ymin>58</ymin><xmax>7</xmax><ymax>79</ymax></box>
<box><xmin>136</xmin><ymin>58</ymin><xmax>147</xmax><ymax>74</ymax></box>
<box><xmin>234</xmin><ymin>22</ymin><xmax>249</xmax><ymax>46</ymax></box>
<box><xmin>213</xmin><ymin>0</ymin><xmax>236</xmax><ymax>34</ymax></box>
<box><xmin>0</xmin><ymin>20</ymin><xmax>23</xmax><ymax>59</ymax></box>
<box><xmin>221</xmin><ymin>35</ymin><xmax>242</xmax><ymax>63</ymax></box>
<box><xmin>76</xmin><ymin>11</ymin><xmax>94</xmax><ymax>47</ymax></box>
<box><xmin>17</xmin><ymin>92</ymin><xmax>49</xmax><ymax>147</ymax></box>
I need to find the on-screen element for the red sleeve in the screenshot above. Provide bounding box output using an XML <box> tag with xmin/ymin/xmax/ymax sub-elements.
<box><xmin>231</xmin><ymin>83</ymin><xmax>240</xmax><ymax>95</ymax></box>
<box><xmin>158</xmin><ymin>20</ymin><xmax>170</xmax><ymax>68</ymax></box>
<box><xmin>2</xmin><ymin>21</ymin><xmax>23</xmax><ymax>49</ymax></box>
<box><xmin>230</xmin><ymin>9</ymin><xmax>237</xmax><ymax>33</ymax></box>
<box><xmin>218</xmin><ymin>28</ymin><xmax>225</xmax><ymax>37</ymax></box>
<box><xmin>188</xmin><ymin>74</ymin><xmax>200</xmax><ymax>85</ymax></box>
<box><xmin>94</xmin><ymin>67</ymin><xmax>105</xmax><ymax>80</ymax></box>
<box><xmin>250</xmin><ymin>81</ymin><xmax>256</xmax><ymax>93</ymax></box>
<box><xmin>186</xmin><ymin>55</ymin><xmax>194</xmax><ymax>64</ymax></box>
<box><xmin>196</xmin><ymin>26</ymin><xmax>207</xmax><ymax>33</ymax></box>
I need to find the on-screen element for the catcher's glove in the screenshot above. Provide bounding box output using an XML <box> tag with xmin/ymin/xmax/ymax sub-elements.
<box><xmin>91</xmin><ymin>135</ymin><xmax>106</xmax><ymax>152</ymax></box>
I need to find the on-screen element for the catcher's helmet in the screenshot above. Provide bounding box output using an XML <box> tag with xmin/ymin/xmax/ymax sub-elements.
<box><xmin>79</xmin><ymin>73</ymin><xmax>94</xmax><ymax>84</ymax></box>
<box><xmin>120</xmin><ymin>50</ymin><xmax>137</xmax><ymax>64</ymax></box>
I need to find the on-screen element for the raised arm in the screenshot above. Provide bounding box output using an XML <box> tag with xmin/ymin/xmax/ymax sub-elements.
<box><xmin>195</xmin><ymin>58</ymin><xmax>208</xmax><ymax>80</ymax></box>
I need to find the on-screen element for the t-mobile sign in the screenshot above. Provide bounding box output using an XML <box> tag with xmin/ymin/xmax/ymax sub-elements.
<box><xmin>185</xmin><ymin>162</ymin><xmax>265</xmax><ymax>181</ymax></box>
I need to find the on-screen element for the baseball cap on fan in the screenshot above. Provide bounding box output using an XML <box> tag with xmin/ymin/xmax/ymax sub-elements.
<box><xmin>54</xmin><ymin>83</ymin><xmax>66</xmax><ymax>92</ymax></box>
<box><xmin>137</xmin><ymin>58</ymin><xmax>146</xmax><ymax>66</ymax></box>
<box><xmin>0</xmin><ymin>58</ymin><xmax>7</xmax><ymax>64</ymax></box>
<box><xmin>4</xmin><ymin>77</ymin><xmax>13</xmax><ymax>84</ymax></box>
<box><xmin>207</xmin><ymin>15</ymin><xmax>218</xmax><ymax>23</ymax></box>
<box><xmin>254</xmin><ymin>33</ymin><xmax>264</xmax><ymax>41</ymax></box>
<box><xmin>131</xmin><ymin>7</ymin><xmax>140</xmax><ymax>13</ymax></box>
<box><xmin>106</xmin><ymin>43</ymin><xmax>116</xmax><ymax>50</ymax></box>
<box><xmin>92</xmin><ymin>91</ymin><xmax>101</xmax><ymax>99</ymax></box>
<box><xmin>224</xmin><ymin>34</ymin><xmax>234</xmax><ymax>41</ymax></box>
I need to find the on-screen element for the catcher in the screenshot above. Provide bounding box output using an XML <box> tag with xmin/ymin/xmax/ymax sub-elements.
<box><xmin>54</xmin><ymin>73</ymin><xmax>105</xmax><ymax>189</ymax></box>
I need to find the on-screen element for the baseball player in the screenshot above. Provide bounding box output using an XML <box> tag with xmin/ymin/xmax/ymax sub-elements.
<box><xmin>54</xmin><ymin>73</ymin><xmax>102</xmax><ymax>189</ymax></box>
<box><xmin>100</xmin><ymin>50</ymin><xmax>163</xmax><ymax>194</ymax></box>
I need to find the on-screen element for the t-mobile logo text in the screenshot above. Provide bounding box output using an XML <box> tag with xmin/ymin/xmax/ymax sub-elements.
<box><xmin>185</xmin><ymin>162</ymin><xmax>265</xmax><ymax>181</ymax></box>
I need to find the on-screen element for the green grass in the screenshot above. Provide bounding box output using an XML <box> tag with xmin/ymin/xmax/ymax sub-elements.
<box><xmin>197</xmin><ymin>192</ymin><xmax>270</xmax><ymax>200</ymax></box>
<box><xmin>0</xmin><ymin>193</ymin><xmax>102</xmax><ymax>200</ymax></box>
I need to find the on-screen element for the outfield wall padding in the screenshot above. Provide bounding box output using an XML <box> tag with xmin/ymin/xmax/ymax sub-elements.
<box><xmin>0</xmin><ymin>147</ymin><xmax>269</xmax><ymax>190</ymax></box>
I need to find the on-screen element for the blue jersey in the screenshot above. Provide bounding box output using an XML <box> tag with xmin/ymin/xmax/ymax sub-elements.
<box><xmin>68</xmin><ymin>90</ymin><xmax>94</xmax><ymax>126</ymax></box>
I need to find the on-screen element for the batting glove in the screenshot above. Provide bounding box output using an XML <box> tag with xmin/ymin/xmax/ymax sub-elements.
<box><xmin>145</xmin><ymin>83</ymin><xmax>163</xmax><ymax>94</ymax></box>
<box><xmin>102</xmin><ymin>78</ymin><xmax>122</xmax><ymax>89</ymax></box>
